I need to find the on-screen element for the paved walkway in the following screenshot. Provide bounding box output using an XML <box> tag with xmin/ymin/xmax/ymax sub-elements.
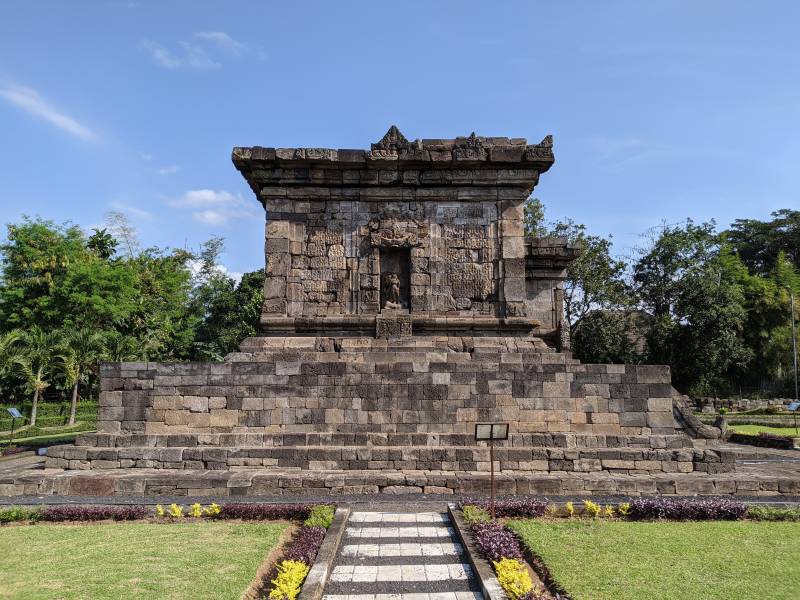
<box><xmin>323</xmin><ymin>510</ymin><xmax>483</xmax><ymax>600</ymax></box>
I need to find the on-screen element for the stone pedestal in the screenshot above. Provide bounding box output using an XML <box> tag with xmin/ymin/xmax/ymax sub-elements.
<box><xmin>375</xmin><ymin>311</ymin><xmax>412</xmax><ymax>340</ymax></box>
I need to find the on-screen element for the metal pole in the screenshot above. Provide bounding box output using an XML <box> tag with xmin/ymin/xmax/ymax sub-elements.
<box><xmin>790</xmin><ymin>289</ymin><xmax>798</xmax><ymax>434</ymax></box>
<box><xmin>490</xmin><ymin>439</ymin><xmax>495</xmax><ymax>520</ymax></box>
<box><xmin>791</xmin><ymin>289</ymin><xmax>798</xmax><ymax>403</ymax></box>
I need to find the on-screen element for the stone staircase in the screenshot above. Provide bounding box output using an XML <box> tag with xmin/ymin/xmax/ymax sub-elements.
<box><xmin>323</xmin><ymin>510</ymin><xmax>482</xmax><ymax>600</ymax></box>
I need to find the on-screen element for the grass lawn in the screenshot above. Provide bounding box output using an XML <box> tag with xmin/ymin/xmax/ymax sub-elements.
<box><xmin>730</xmin><ymin>424</ymin><xmax>800</xmax><ymax>437</ymax></box>
<box><xmin>508</xmin><ymin>519</ymin><xmax>800</xmax><ymax>600</ymax></box>
<box><xmin>0</xmin><ymin>430</ymin><xmax>94</xmax><ymax>449</ymax></box>
<box><xmin>0</xmin><ymin>521</ymin><xmax>286</xmax><ymax>600</ymax></box>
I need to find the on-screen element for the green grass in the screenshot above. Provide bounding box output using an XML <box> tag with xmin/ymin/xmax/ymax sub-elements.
<box><xmin>508</xmin><ymin>519</ymin><xmax>800</xmax><ymax>600</ymax></box>
<box><xmin>730</xmin><ymin>424</ymin><xmax>800</xmax><ymax>437</ymax></box>
<box><xmin>0</xmin><ymin>521</ymin><xmax>286</xmax><ymax>600</ymax></box>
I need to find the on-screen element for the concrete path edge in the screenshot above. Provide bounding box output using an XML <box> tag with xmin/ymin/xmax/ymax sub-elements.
<box><xmin>299</xmin><ymin>506</ymin><xmax>350</xmax><ymax>600</ymax></box>
<box><xmin>448</xmin><ymin>503</ymin><xmax>505</xmax><ymax>600</ymax></box>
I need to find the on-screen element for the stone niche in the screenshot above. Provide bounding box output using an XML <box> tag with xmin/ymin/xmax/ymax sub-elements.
<box><xmin>233</xmin><ymin>126</ymin><xmax>559</xmax><ymax>338</ymax></box>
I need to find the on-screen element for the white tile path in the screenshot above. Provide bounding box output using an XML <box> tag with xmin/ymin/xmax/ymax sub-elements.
<box><xmin>323</xmin><ymin>511</ymin><xmax>483</xmax><ymax>600</ymax></box>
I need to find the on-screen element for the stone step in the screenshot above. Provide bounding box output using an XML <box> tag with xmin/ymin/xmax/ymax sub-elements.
<box><xmin>3</xmin><ymin>466</ymin><xmax>797</xmax><ymax>497</ymax></box>
<box><xmin>73</xmin><ymin>431</ymin><xmax>695</xmax><ymax>449</ymax></box>
<box><xmin>324</xmin><ymin>594</ymin><xmax>482</xmax><ymax>600</ymax></box>
<box><xmin>324</xmin><ymin>511</ymin><xmax>481</xmax><ymax>598</ymax></box>
<box><xmin>46</xmin><ymin>443</ymin><xmax>732</xmax><ymax>474</ymax></box>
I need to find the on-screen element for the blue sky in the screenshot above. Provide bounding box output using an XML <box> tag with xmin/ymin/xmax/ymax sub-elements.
<box><xmin>1</xmin><ymin>1</ymin><xmax>798</xmax><ymax>276</ymax></box>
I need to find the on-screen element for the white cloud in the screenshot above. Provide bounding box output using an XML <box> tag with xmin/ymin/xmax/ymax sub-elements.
<box><xmin>169</xmin><ymin>189</ymin><xmax>256</xmax><ymax>226</ymax></box>
<box><xmin>194</xmin><ymin>31</ymin><xmax>244</xmax><ymax>55</ymax></box>
<box><xmin>109</xmin><ymin>201</ymin><xmax>152</xmax><ymax>220</ymax></box>
<box><xmin>141</xmin><ymin>40</ymin><xmax>182</xmax><ymax>69</ymax></box>
<box><xmin>140</xmin><ymin>152</ymin><xmax>153</xmax><ymax>161</ymax></box>
<box><xmin>170</xmin><ymin>189</ymin><xmax>240</xmax><ymax>208</ymax></box>
<box><xmin>0</xmin><ymin>83</ymin><xmax>96</xmax><ymax>141</ymax></box>
<box><xmin>187</xmin><ymin>258</ymin><xmax>243</xmax><ymax>283</ymax></box>
<box><xmin>141</xmin><ymin>39</ymin><xmax>220</xmax><ymax>70</ymax></box>
<box><xmin>179</xmin><ymin>42</ymin><xmax>220</xmax><ymax>69</ymax></box>
<box><xmin>157</xmin><ymin>165</ymin><xmax>180</xmax><ymax>176</ymax></box>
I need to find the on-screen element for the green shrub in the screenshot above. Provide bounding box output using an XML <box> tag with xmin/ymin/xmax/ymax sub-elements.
<box><xmin>303</xmin><ymin>505</ymin><xmax>334</xmax><ymax>529</ymax></box>
<box><xmin>746</xmin><ymin>505</ymin><xmax>800</xmax><ymax>521</ymax></box>
<box><xmin>717</xmin><ymin>407</ymin><xmax>729</xmax><ymax>415</ymax></box>
<box><xmin>493</xmin><ymin>557</ymin><xmax>535</xmax><ymax>600</ymax></box>
<box><xmin>583</xmin><ymin>499</ymin><xmax>601</xmax><ymax>518</ymax></box>
<box><xmin>0</xmin><ymin>506</ymin><xmax>40</xmax><ymax>523</ymax></box>
<box><xmin>269</xmin><ymin>559</ymin><xmax>310</xmax><ymax>600</ymax></box>
<box><xmin>462</xmin><ymin>504</ymin><xmax>492</xmax><ymax>524</ymax></box>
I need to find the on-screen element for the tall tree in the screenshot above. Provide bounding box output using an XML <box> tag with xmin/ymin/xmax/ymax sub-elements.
<box><xmin>56</xmin><ymin>329</ymin><xmax>106</xmax><ymax>425</ymax></box>
<box><xmin>549</xmin><ymin>219</ymin><xmax>631</xmax><ymax>338</ymax></box>
<box><xmin>634</xmin><ymin>221</ymin><xmax>751</xmax><ymax>395</ymax></box>
<box><xmin>725</xmin><ymin>209</ymin><xmax>800</xmax><ymax>274</ymax></box>
<box><xmin>16</xmin><ymin>325</ymin><xmax>60</xmax><ymax>426</ymax></box>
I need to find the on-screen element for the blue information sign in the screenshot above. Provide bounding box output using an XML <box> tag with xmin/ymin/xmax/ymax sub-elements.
<box><xmin>788</xmin><ymin>401</ymin><xmax>800</xmax><ymax>412</ymax></box>
<box><xmin>6</xmin><ymin>407</ymin><xmax>22</xmax><ymax>419</ymax></box>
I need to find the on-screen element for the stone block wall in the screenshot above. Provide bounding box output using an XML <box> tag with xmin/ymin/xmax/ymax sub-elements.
<box><xmin>46</xmin><ymin>337</ymin><xmax>731</xmax><ymax>475</ymax></box>
<box><xmin>93</xmin><ymin>343</ymin><xmax>679</xmax><ymax>439</ymax></box>
<box><xmin>263</xmin><ymin>199</ymin><xmax>506</xmax><ymax>318</ymax></box>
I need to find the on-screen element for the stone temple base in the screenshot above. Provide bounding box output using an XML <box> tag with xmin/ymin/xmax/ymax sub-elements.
<box><xmin>45</xmin><ymin>336</ymin><xmax>724</xmax><ymax>477</ymax></box>
<box><xmin>3</xmin><ymin>466</ymin><xmax>799</xmax><ymax>498</ymax></box>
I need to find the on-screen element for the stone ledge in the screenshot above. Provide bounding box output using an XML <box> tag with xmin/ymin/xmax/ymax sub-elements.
<box><xmin>2</xmin><ymin>468</ymin><xmax>798</xmax><ymax>498</ymax></box>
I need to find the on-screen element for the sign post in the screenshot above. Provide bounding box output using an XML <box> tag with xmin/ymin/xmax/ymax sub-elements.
<box><xmin>788</xmin><ymin>401</ymin><xmax>800</xmax><ymax>436</ymax></box>
<box><xmin>474</xmin><ymin>422</ymin><xmax>509</xmax><ymax>519</ymax></box>
<box><xmin>6</xmin><ymin>407</ymin><xmax>23</xmax><ymax>446</ymax></box>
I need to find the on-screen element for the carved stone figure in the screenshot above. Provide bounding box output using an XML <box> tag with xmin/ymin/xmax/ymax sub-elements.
<box><xmin>383</xmin><ymin>272</ymin><xmax>403</xmax><ymax>309</ymax></box>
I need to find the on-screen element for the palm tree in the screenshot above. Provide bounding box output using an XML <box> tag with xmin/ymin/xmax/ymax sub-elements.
<box><xmin>0</xmin><ymin>330</ymin><xmax>23</xmax><ymax>373</ymax></box>
<box><xmin>102</xmin><ymin>331</ymin><xmax>139</xmax><ymax>362</ymax></box>
<box><xmin>56</xmin><ymin>329</ymin><xmax>105</xmax><ymax>425</ymax></box>
<box><xmin>17</xmin><ymin>326</ymin><xmax>60</xmax><ymax>427</ymax></box>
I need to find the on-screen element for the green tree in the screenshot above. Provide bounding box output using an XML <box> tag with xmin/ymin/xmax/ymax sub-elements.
<box><xmin>101</xmin><ymin>331</ymin><xmax>140</xmax><ymax>362</ymax></box>
<box><xmin>56</xmin><ymin>329</ymin><xmax>105</xmax><ymax>425</ymax></box>
<box><xmin>549</xmin><ymin>219</ymin><xmax>631</xmax><ymax>339</ymax></box>
<box><xmin>725</xmin><ymin>209</ymin><xmax>800</xmax><ymax>274</ymax></box>
<box><xmin>16</xmin><ymin>325</ymin><xmax>60</xmax><ymax>426</ymax></box>
<box><xmin>87</xmin><ymin>228</ymin><xmax>118</xmax><ymax>260</ymax></box>
<box><xmin>634</xmin><ymin>221</ymin><xmax>751</xmax><ymax>395</ymax></box>
<box><xmin>191</xmin><ymin>269</ymin><xmax>264</xmax><ymax>359</ymax></box>
<box><xmin>523</xmin><ymin>197</ymin><xmax>547</xmax><ymax>237</ymax></box>
<box><xmin>573</xmin><ymin>310</ymin><xmax>645</xmax><ymax>364</ymax></box>
<box><xmin>0</xmin><ymin>217</ymin><xmax>89</xmax><ymax>331</ymax></box>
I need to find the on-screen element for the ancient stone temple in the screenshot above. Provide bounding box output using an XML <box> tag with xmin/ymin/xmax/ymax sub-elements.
<box><xmin>37</xmin><ymin>126</ymin><xmax>782</xmax><ymax>498</ymax></box>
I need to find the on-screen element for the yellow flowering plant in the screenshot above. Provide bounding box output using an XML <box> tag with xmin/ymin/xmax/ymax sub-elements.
<box><xmin>169</xmin><ymin>503</ymin><xmax>184</xmax><ymax>518</ymax></box>
<box><xmin>583</xmin><ymin>499</ymin><xmax>601</xmax><ymax>518</ymax></box>
<box><xmin>493</xmin><ymin>557</ymin><xmax>534</xmax><ymax>600</ymax></box>
<box><xmin>269</xmin><ymin>559</ymin><xmax>310</xmax><ymax>600</ymax></box>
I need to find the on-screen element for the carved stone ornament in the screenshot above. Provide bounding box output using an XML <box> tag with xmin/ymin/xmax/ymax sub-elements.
<box><xmin>526</xmin><ymin>134</ymin><xmax>554</xmax><ymax>160</ymax></box>
<box><xmin>369</xmin><ymin>224</ymin><xmax>421</xmax><ymax>248</ymax></box>
<box><xmin>371</xmin><ymin>125</ymin><xmax>411</xmax><ymax>150</ymax></box>
<box><xmin>375</xmin><ymin>312</ymin><xmax>412</xmax><ymax>340</ymax></box>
